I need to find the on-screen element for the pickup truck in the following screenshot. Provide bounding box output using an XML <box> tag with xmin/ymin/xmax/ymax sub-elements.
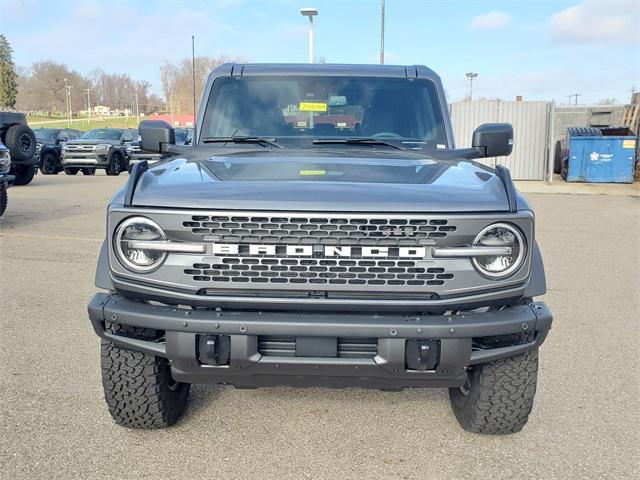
<box><xmin>89</xmin><ymin>64</ymin><xmax>552</xmax><ymax>434</ymax></box>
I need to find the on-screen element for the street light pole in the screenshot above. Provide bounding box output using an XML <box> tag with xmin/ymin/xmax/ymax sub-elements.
<box><xmin>380</xmin><ymin>0</ymin><xmax>385</xmax><ymax>64</ymax></box>
<box><xmin>85</xmin><ymin>88</ymin><xmax>92</xmax><ymax>124</ymax></box>
<box><xmin>465</xmin><ymin>72</ymin><xmax>478</xmax><ymax>101</ymax></box>
<box><xmin>300</xmin><ymin>8</ymin><xmax>318</xmax><ymax>64</ymax></box>
<box><xmin>64</xmin><ymin>78</ymin><xmax>72</xmax><ymax>127</ymax></box>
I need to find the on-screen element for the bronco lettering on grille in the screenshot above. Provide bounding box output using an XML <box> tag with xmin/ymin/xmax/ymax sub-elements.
<box><xmin>211</xmin><ymin>244</ymin><xmax>427</xmax><ymax>258</ymax></box>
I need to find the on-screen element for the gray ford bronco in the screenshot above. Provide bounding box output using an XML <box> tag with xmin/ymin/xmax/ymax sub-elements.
<box><xmin>88</xmin><ymin>64</ymin><xmax>552</xmax><ymax>434</ymax></box>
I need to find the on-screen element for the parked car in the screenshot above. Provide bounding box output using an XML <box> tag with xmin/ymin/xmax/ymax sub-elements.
<box><xmin>126</xmin><ymin>127</ymin><xmax>192</xmax><ymax>172</ymax></box>
<box><xmin>89</xmin><ymin>63</ymin><xmax>552</xmax><ymax>434</ymax></box>
<box><xmin>0</xmin><ymin>141</ymin><xmax>13</xmax><ymax>217</ymax></box>
<box><xmin>36</xmin><ymin>128</ymin><xmax>83</xmax><ymax>175</ymax></box>
<box><xmin>0</xmin><ymin>112</ymin><xmax>38</xmax><ymax>185</ymax></box>
<box><xmin>61</xmin><ymin>128</ymin><xmax>137</xmax><ymax>175</ymax></box>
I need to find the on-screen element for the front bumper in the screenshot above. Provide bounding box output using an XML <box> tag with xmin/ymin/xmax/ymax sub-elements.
<box><xmin>88</xmin><ymin>293</ymin><xmax>552</xmax><ymax>389</ymax></box>
<box><xmin>61</xmin><ymin>153</ymin><xmax>108</xmax><ymax>166</ymax></box>
<box><xmin>1</xmin><ymin>174</ymin><xmax>15</xmax><ymax>185</ymax></box>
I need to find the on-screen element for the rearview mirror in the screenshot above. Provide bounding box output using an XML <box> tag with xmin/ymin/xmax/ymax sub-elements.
<box><xmin>139</xmin><ymin>120</ymin><xmax>175</xmax><ymax>153</ymax></box>
<box><xmin>472</xmin><ymin>123</ymin><xmax>513</xmax><ymax>158</ymax></box>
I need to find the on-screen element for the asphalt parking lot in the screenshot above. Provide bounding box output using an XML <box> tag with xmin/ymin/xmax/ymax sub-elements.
<box><xmin>1</xmin><ymin>173</ymin><xmax>638</xmax><ymax>480</ymax></box>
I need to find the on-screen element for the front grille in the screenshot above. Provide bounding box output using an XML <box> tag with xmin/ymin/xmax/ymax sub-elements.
<box><xmin>183</xmin><ymin>214</ymin><xmax>457</xmax><ymax>246</ymax></box>
<box><xmin>64</xmin><ymin>145</ymin><xmax>95</xmax><ymax>153</ymax></box>
<box><xmin>258</xmin><ymin>336</ymin><xmax>378</xmax><ymax>358</ymax></box>
<box><xmin>184</xmin><ymin>258</ymin><xmax>454</xmax><ymax>287</ymax></box>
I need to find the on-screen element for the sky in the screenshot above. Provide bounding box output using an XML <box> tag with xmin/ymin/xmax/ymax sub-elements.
<box><xmin>1</xmin><ymin>0</ymin><xmax>639</xmax><ymax>105</ymax></box>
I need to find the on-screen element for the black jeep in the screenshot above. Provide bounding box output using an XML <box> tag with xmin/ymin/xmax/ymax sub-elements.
<box><xmin>0</xmin><ymin>111</ymin><xmax>38</xmax><ymax>185</ymax></box>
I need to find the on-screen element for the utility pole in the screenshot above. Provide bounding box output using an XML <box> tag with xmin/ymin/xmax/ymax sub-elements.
<box><xmin>465</xmin><ymin>72</ymin><xmax>478</xmax><ymax>101</ymax></box>
<box><xmin>567</xmin><ymin>93</ymin><xmax>581</xmax><ymax>105</ymax></box>
<box><xmin>380</xmin><ymin>0</ymin><xmax>385</xmax><ymax>64</ymax></box>
<box><xmin>135</xmin><ymin>91</ymin><xmax>139</xmax><ymax>120</ymax></box>
<box><xmin>85</xmin><ymin>88</ymin><xmax>92</xmax><ymax>124</ymax></box>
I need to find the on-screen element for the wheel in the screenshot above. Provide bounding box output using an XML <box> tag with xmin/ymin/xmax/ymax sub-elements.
<box><xmin>11</xmin><ymin>164</ymin><xmax>36</xmax><ymax>186</ymax></box>
<box><xmin>449</xmin><ymin>349</ymin><xmax>538</xmax><ymax>434</ymax></box>
<box><xmin>106</xmin><ymin>152</ymin><xmax>124</xmax><ymax>176</ymax></box>
<box><xmin>553</xmin><ymin>141</ymin><xmax>562</xmax><ymax>174</ymax></box>
<box><xmin>101</xmin><ymin>324</ymin><xmax>190</xmax><ymax>428</ymax></box>
<box><xmin>0</xmin><ymin>184</ymin><xmax>7</xmax><ymax>217</ymax></box>
<box><xmin>40</xmin><ymin>152</ymin><xmax>59</xmax><ymax>175</ymax></box>
<box><xmin>82</xmin><ymin>167</ymin><xmax>96</xmax><ymax>175</ymax></box>
<box><xmin>63</xmin><ymin>167</ymin><xmax>79</xmax><ymax>175</ymax></box>
<box><xmin>3</xmin><ymin>124</ymin><xmax>36</xmax><ymax>161</ymax></box>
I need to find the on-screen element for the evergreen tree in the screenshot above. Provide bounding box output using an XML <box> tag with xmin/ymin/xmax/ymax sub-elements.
<box><xmin>0</xmin><ymin>35</ymin><xmax>18</xmax><ymax>109</ymax></box>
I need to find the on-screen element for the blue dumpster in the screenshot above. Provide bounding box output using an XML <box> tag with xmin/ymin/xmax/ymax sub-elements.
<box><xmin>565</xmin><ymin>133</ymin><xmax>636</xmax><ymax>183</ymax></box>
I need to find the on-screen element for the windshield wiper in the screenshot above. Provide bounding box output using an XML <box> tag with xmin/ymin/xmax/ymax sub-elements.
<box><xmin>201</xmin><ymin>136</ymin><xmax>284</xmax><ymax>148</ymax></box>
<box><xmin>312</xmin><ymin>137</ymin><xmax>406</xmax><ymax>150</ymax></box>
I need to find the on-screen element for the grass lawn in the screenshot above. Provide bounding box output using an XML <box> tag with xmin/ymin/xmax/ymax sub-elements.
<box><xmin>27</xmin><ymin>116</ymin><xmax>141</xmax><ymax>131</ymax></box>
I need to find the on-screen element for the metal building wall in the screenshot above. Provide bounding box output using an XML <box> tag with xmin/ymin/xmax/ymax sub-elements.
<box><xmin>449</xmin><ymin>100</ymin><xmax>552</xmax><ymax>180</ymax></box>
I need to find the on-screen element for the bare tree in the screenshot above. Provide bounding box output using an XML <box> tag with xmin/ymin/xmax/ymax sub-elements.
<box><xmin>160</xmin><ymin>55</ymin><xmax>246</xmax><ymax>115</ymax></box>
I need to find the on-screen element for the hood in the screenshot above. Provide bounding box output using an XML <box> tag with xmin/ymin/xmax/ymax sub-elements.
<box><xmin>66</xmin><ymin>139</ymin><xmax>120</xmax><ymax>146</ymax></box>
<box><xmin>130</xmin><ymin>154</ymin><xmax>510</xmax><ymax>213</ymax></box>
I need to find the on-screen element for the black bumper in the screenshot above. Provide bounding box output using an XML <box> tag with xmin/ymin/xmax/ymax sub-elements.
<box><xmin>1</xmin><ymin>174</ymin><xmax>14</xmax><ymax>185</ymax></box>
<box><xmin>88</xmin><ymin>293</ymin><xmax>552</xmax><ymax>389</ymax></box>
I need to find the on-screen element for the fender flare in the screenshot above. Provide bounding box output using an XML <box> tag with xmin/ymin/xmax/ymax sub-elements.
<box><xmin>95</xmin><ymin>240</ymin><xmax>114</xmax><ymax>290</ymax></box>
<box><xmin>525</xmin><ymin>240</ymin><xmax>547</xmax><ymax>298</ymax></box>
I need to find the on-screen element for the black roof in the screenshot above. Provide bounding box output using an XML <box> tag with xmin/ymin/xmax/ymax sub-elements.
<box><xmin>217</xmin><ymin>63</ymin><xmax>440</xmax><ymax>80</ymax></box>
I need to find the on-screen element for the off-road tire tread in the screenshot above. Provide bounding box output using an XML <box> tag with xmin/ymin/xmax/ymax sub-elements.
<box><xmin>449</xmin><ymin>349</ymin><xmax>538</xmax><ymax>434</ymax></box>
<box><xmin>0</xmin><ymin>185</ymin><xmax>7</xmax><ymax>217</ymax></box>
<box><xmin>101</xmin><ymin>324</ymin><xmax>189</xmax><ymax>429</ymax></box>
<box><xmin>12</xmin><ymin>165</ymin><xmax>36</xmax><ymax>185</ymax></box>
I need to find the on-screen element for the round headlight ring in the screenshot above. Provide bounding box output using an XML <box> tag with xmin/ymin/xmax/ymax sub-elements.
<box><xmin>472</xmin><ymin>222</ymin><xmax>526</xmax><ymax>279</ymax></box>
<box><xmin>114</xmin><ymin>216</ymin><xmax>167</xmax><ymax>273</ymax></box>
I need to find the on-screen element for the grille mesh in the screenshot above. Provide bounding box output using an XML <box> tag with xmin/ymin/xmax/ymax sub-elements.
<box><xmin>258</xmin><ymin>336</ymin><xmax>378</xmax><ymax>358</ymax></box>
<box><xmin>183</xmin><ymin>215</ymin><xmax>456</xmax><ymax>246</ymax></box>
<box><xmin>185</xmin><ymin>257</ymin><xmax>454</xmax><ymax>287</ymax></box>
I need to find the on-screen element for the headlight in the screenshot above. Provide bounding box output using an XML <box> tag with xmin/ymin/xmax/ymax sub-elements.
<box><xmin>114</xmin><ymin>217</ymin><xmax>167</xmax><ymax>272</ymax></box>
<box><xmin>0</xmin><ymin>151</ymin><xmax>10</xmax><ymax>169</ymax></box>
<box><xmin>96</xmin><ymin>144</ymin><xmax>110</xmax><ymax>151</ymax></box>
<box><xmin>472</xmin><ymin>223</ymin><xmax>526</xmax><ymax>279</ymax></box>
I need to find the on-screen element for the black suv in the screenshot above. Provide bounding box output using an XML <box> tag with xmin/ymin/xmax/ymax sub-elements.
<box><xmin>36</xmin><ymin>128</ymin><xmax>83</xmax><ymax>175</ymax></box>
<box><xmin>61</xmin><ymin>128</ymin><xmax>137</xmax><ymax>175</ymax></box>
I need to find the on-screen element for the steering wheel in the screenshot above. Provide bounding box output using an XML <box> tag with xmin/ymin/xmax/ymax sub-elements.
<box><xmin>371</xmin><ymin>132</ymin><xmax>404</xmax><ymax>139</ymax></box>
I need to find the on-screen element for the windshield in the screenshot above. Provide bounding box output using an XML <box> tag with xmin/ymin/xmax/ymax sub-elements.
<box><xmin>35</xmin><ymin>129</ymin><xmax>59</xmax><ymax>142</ymax></box>
<box><xmin>201</xmin><ymin>76</ymin><xmax>448</xmax><ymax>150</ymax></box>
<box><xmin>80</xmin><ymin>129</ymin><xmax>122</xmax><ymax>141</ymax></box>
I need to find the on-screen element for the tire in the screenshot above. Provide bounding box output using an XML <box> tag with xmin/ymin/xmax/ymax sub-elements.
<box><xmin>0</xmin><ymin>184</ymin><xmax>7</xmax><ymax>217</ymax></box>
<box><xmin>82</xmin><ymin>167</ymin><xmax>96</xmax><ymax>175</ymax></box>
<box><xmin>4</xmin><ymin>124</ymin><xmax>36</xmax><ymax>161</ymax></box>
<box><xmin>106</xmin><ymin>152</ymin><xmax>124</xmax><ymax>176</ymax></box>
<box><xmin>449</xmin><ymin>349</ymin><xmax>538</xmax><ymax>434</ymax></box>
<box><xmin>63</xmin><ymin>167</ymin><xmax>79</xmax><ymax>175</ymax></box>
<box><xmin>11</xmin><ymin>164</ymin><xmax>36</xmax><ymax>186</ymax></box>
<box><xmin>40</xmin><ymin>152</ymin><xmax>59</xmax><ymax>175</ymax></box>
<box><xmin>553</xmin><ymin>141</ymin><xmax>562</xmax><ymax>174</ymax></box>
<box><xmin>101</xmin><ymin>324</ymin><xmax>190</xmax><ymax>428</ymax></box>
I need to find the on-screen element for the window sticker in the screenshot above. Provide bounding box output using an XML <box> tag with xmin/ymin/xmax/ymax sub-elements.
<box><xmin>299</xmin><ymin>102</ymin><xmax>328</xmax><ymax>112</ymax></box>
<box><xmin>299</xmin><ymin>169</ymin><xmax>326</xmax><ymax>176</ymax></box>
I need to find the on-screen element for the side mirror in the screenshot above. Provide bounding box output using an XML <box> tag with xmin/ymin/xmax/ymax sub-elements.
<box><xmin>139</xmin><ymin>120</ymin><xmax>175</xmax><ymax>153</ymax></box>
<box><xmin>472</xmin><ymin>123</ymin><xmax>513</xmax><ymax>158</ymax></box>
<box><xmin>58</xmin><ymin>137</ymin><xmax>68</xmax><ymax>144</ymax></box>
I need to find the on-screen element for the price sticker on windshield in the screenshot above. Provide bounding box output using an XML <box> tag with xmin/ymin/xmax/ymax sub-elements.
<box><xmin>299</xmin><ymin>102</ymin><xmax>327</xmax><ymax>112</ymax></box>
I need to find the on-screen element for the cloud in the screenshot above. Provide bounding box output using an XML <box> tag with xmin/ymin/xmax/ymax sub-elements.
<box><xmin>549</xmin><ymin>0</ymin><xmax>639</xmax><ymax>44</ymax></box>
<box><xmin>469</xmin><ymin>11</ymin><xmax>512</xmax><ymax>31</ymax></box>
